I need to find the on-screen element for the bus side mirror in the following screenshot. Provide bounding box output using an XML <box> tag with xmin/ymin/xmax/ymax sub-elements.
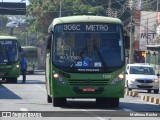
<box><xmin>46</xmin><ymin>32</ymin><xmax>53</xmax><ymax>50</ymax></box>
<box><xmin>125</xmin><ymin>36</ymin><xmax>130</xmax><ymax>49</ymax></box>
<box><xmin>19</xmin><ymin>46</ymin><xmax>23</xmax><ymax>52</ymax></box>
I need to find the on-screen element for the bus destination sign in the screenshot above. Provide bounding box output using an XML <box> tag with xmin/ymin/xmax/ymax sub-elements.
<box><xmin>62</xmin><ymin>24</ymin><xmax>116</xmax><ymax>32</ymax></box>
<box><xmin>0</xmin><ymin>41</ymin><xmax>12</xmax><ymax>45</ymax></box>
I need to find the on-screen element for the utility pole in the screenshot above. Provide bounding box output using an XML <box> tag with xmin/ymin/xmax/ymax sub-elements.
<box><xmin>146</xmin><ymin>19</ymin><xmax>149</xmax><ymax>45</ymax></box>
<box><xmin>129</xmin><ymin>0</ymin><xmax>134</xmax><ymax>63</ymax></box>
<box><xmin>157</xmin><ymin>0</ymin><xmax>159</xmax><ymax>12</ymax></box>
<box><xmin>59</xmin><ymin>0</ymin><xmax>62</xmax><ymax>17</ymax></box>
<box><xmin>107</xmin><ymin>0</ymin><xmax>111</xmax><ymax>17</ymax></box>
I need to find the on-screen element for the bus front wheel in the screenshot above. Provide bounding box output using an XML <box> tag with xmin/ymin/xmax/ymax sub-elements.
<box><xmin>6</xmin><ymin>77</ymin><xmax>17</xmax><ymax>83</ymax></box>
<box><xmin>52</xmin><ymin>97</ymin><xmax>66</xmax><ymax>107</ymax></box>
<box><xmin>47</xmin><ymin>95</ymin><xmax>52</xmax><ymax>103</ymax></box>
<box><xmin>96</xmin><ymin>98</ymin><xmax>119</xmax><ymax>107</ymax></box>
<box><xmin>110</xmin><ymin>98</ymin><xmax>119</xmax><ymax>107</ymax></box>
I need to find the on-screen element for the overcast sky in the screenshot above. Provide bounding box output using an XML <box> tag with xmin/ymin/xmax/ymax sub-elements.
<box><xmin>1</xmin><ymin>0</ymin><xmax>29</xmax><ymax>5</ymax></box>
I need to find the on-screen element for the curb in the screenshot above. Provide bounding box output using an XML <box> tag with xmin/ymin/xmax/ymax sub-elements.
<box><xmin>125</xmin><ymin>90</ymin><xmax>160</xmax><ymax>105</ymax></box>
<box><xmin>125</xmin><ymin>89</ymin><xmax>138</xmax><ymax>97</ymax></box>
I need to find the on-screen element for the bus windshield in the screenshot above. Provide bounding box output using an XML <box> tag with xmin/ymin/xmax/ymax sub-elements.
<box><xmin>53</xmin><ymin>23</ymin><xmax>125</xmax><ymax>72</ymax></box>
<box><xmin>0</xmin><ymin>40</ymin><xmax>19</xmax><ymax>63</ymax></box>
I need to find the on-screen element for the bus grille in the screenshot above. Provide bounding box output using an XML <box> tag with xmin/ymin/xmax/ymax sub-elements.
<box><xmin>68</xmin><ymin>79</ymin><xmax>109</xmax><ymax>86</ymax></box>
<box><xmin>0</xmin><ymin>68</ymin><xmax>11</xmax><ymax>72</ymax></box>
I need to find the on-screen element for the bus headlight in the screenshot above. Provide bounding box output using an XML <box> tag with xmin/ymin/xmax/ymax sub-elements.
<box><xmin>16</xmin><ymin>64</ymin><xmax>20</xmax><ymax>68</ymax></box>
<box><xmin>12</xmin><ymin>64</ymin><xmax>20</xmax><ymax>70</ymax></box>
<box><xmin>53</xmin><ymin>73</ymin><xmax>59</xmax><ymax>78</ymax></box>
<box><xmin>111</xmin><ymin>73</ymin><xmax>125</xmax><ymax>84</ymax></box>
<box><xmin>53</xmin><ymin>73</ymin><xmax>66</xmax><ymax>84</ymax></box>
<box><xmin>118</xmin><ymin>74</ymin><xmax>125</xmax><ymax>80</ymax></box>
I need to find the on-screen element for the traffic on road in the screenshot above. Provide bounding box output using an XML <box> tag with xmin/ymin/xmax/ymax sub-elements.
<box><xmin>0</xmin><ymin>71</ymin><xmax>159</xmax><ymax>119</ymax></box>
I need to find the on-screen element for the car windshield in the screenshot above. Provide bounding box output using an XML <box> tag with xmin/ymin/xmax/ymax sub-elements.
<box><xmin>0</xmin><ymin>40</ymin><xmax>19</xmax><ymax>63</ymax></box>
<box><xmin>52</xmin><ymin>23</ymin><xmax>125</xmax><ymax>72</ymax></box>
<box><xmin>129</xmin><ymin>66</ymin><xmax>155</xmax><ymax>75</ymax></box>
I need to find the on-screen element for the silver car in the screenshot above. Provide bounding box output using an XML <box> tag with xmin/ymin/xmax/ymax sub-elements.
<box><xmin>125</xmin><ymin>64</ymin><xmax>159</xmax><ymax>93</ymax></box>
<box><xmin>6</xmin><ymin>22</ymin><xmax>19</xmax><ymax>28</ymax></box>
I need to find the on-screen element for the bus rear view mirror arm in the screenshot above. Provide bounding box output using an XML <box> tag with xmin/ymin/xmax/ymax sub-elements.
<box><xmin>46</xmin><ymin>32</ymin><xmax>53</xmax><ymax>50</ymax></box>
<box><xmin>125</xmin><ymin>36</ymin><xmax>130</xmax><ymax>49</ymax></box>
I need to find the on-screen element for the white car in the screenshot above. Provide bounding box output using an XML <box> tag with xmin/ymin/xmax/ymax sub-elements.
<box><xmin>6</xmin><ymin>22</ymin><xmax>19</xmax><ymax>28</ymax></box>
<box><xmin>125</xmin><ymin>64</ymin><xmax>159</xmax><ymax>93</ymax></box>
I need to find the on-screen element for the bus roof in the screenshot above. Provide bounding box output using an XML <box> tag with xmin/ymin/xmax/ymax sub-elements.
<box><xmin>0</xmin><ymin>35</ymin><xmax>17</xmax><ymax>40</ymax></box>
<box><xmin>146</xmin><ymin>45</ymin><xmax>160</xmax><ymax>48</ymax></box>
<box><xmin>51</xmin><ymin>15</ymin><xmax>122</xmax><ymax>26</ymax></box>
<box><xmin>22</xmin><ymin>46</ymin><xmax>37</xmax><ymax>49</ymax></box>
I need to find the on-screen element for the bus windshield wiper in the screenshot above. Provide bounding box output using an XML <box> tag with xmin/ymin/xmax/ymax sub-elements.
<box><xmin>5</xmin><ymin>47</ymin><xmax>10</xmax><ymax>62</ymax></box>
<box><xmin>79</xmin><ymin>45</ymin><xmax>88</xmax><ymax>57</ymax></box>
<box><xmin>93</xmin><ymin>45</ymin><xmax>107</xmax><ymax>68</ymax></box>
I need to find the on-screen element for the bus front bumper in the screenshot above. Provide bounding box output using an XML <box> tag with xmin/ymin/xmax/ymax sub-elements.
<box><xmin>52</xmin><ymin>82</ymin><xmax>125</xmax><ymax>98</ymax></box>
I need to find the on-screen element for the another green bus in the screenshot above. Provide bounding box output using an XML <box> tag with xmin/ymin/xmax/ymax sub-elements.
<box><xmin>21</xmin><ymin>46</ymin><xmax>38</xmax><ymax>74</ymax></box>
<box><xmin>0</xmin><ymin>35</ymin><xmax>22</xmax><ymax>83</ymax></box>
<box><xmin>45</xmin><ymin>15</ymin><xmax>130</xmax><ymax>107</ymax></box>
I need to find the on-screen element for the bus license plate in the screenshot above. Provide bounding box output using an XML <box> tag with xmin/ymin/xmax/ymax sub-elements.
<box><xmin>0</xmin><ymin>73</ymin><xmax>4</xmax><ymax>76</ymax></box>
<box><xmin>82</xmin><ymin>88</ymin><xmax>95</xmax><ymax>92</ymax></box>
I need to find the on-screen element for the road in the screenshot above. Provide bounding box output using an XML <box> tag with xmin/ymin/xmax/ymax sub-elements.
<box><xmin>0</xmin><ymin>71</ymin><xmax>160</xmax><ymax>120</ymax></box>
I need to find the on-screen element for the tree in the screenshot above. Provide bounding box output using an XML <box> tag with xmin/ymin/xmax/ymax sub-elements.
<box><xmin>142</xmin><ymin>0</ymin><xmax>152</xmax><ymax>11</ymax></box>
<box><xmin>0</xmin><ymin>15</ymin><xmax>9</xmax><ymax>32</ymax></box>
<box><xmin>27</xmin><ymin>0</ymin><xmax>132</xmax><ymax>41</ymax></box>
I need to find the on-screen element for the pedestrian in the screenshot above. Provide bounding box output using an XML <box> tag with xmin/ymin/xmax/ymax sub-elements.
<box><xmin>21</xmin><ymin>54</ymin><xmax>27</xmax><ymax>83</ymax></box>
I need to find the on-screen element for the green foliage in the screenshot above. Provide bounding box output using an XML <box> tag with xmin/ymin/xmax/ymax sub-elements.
<box><xmin>0</xmin><ymin>15</ymin><xmax>9</xmax><ymax>30</ymax></box>
<box><xmin>27</xmin><ymin>0</ymin><xmax>131</xmax><ymax>42</ymax></box>
<box><xmin>143</xmin><ymin>0</ymin><xmax>152</xmax><ymax>11</ymax></box>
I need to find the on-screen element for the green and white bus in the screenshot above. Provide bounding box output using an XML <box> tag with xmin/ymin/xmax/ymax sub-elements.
<box><xmin>45</xmin><ymin>15</ymin><xmax>130</xmax><ymax>107</ymax></box>
<box><xmin>0</xmin><ymin>35</ymin><xmax>22</xmax><ymax>83</ymax></box>
<box><xmin>21</xmin><ymin>46</ymin><xmax>38</xmax><ymax>74</ymax></box>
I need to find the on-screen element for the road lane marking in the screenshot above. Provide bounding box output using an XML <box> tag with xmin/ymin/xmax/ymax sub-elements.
<box><xmin>81</xmin><ymin>109</ymin><xmax>106</xmax><ymax>120</ymax></box>
<box><xmin>34</xmin><ymin>84</ymin><xmax>46</xmax><ymax>91</ymax></box>
<box><xmin>20</xmin><ymin>108</ymin><xmax>28</xmax><ymax>111</ymax></box>
<box><xmin>122</xmin><ymin>108</ymin><xmax>132</xmax><ymax>112</ymax></box>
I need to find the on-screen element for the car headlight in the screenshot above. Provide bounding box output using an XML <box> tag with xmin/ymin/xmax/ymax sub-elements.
<box><xmin>154</xmin><ymin>79</ymin><xmax>159</xmax><ymax>83</ymax></box>
<box><xmin>130</xmin><ymin>78</ymin><xmax>136</xmax><ymax>82</ymax></box>
<box><xmin>111</xmin><ymin>73</ymin><xmax>125</xmax><ymax>84</ymax></box>
<box><xmin>53</xmin><ymin>73</ymin><xmax>66</xmax><ymax>84</ymax></box>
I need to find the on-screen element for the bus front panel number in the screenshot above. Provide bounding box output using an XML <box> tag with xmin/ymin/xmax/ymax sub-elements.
<box><xmin>103</xmin><ymin>74</ymin><xmax>111</xmax><ymax>79</ymax></box>
<box><xmin>59</xmin><ymin>55</ymin><xmax>81</xmax><ymax>60</ymax></box>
